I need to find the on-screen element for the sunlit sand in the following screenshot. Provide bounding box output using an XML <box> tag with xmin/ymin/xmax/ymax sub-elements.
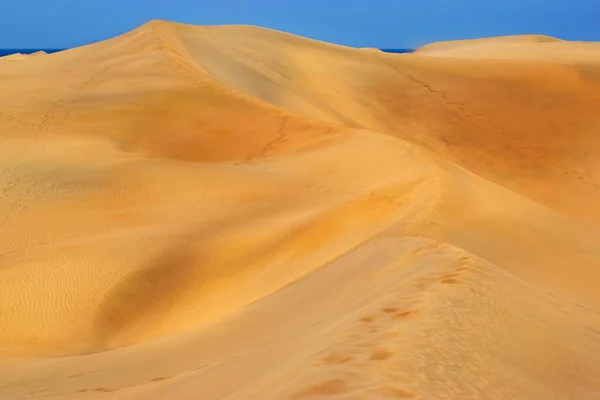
<box><xmin>1</xmin><ymin>20</ymin><xmax>600</xmax><ymax>399</ymax></box>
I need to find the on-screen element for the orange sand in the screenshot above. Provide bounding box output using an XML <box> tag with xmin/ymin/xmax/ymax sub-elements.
<box><xmin>1</xmin><ymin>20</ymin><xmax>600</xmax><ymax>399</ymax></box>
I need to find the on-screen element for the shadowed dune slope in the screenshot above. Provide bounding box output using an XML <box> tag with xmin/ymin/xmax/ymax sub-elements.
<box><xmin>1</xmin><ymin>20</ymin><xmax>600</xmax><ymax>400</ymax></box>
<box><xmin>163</xmin><ymin>21</ymin><xmax>600</xmax><ymax>222</ymax></box>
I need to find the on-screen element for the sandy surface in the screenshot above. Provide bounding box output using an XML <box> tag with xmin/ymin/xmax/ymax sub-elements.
<box><xmin>1</xmin><ymin>20</ymin><xmax>600</xmax><ymax>399</ymax></box>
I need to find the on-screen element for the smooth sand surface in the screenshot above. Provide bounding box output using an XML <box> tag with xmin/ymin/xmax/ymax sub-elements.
<box><xmin>416</xmin><ymin>35</ymin><xmax>600</xmax><ymax>63</ymax></box>
<box><xmin>1</xmin><ymin>20</ymin><xmax>600</xmax><ymax>399</ymax></box>
<box><xmin>0</xmin><ymin>51</ymin><xmax>47</xmax><ymax>63</ymax></box>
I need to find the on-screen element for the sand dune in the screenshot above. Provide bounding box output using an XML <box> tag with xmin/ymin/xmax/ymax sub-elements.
<box><xmin>415</xmin><ymin>34</ymin><xmax>561</xmax><ymax>53</ymax></box>
<box><xmin>0</xmin><ymin>53</ymin><xmax>28</xmax><ymax>62</ymax></box>
<box><xmin>1</xmin><ymin>20</ymin><xmax>600</xmax><ymax>399</ymax></box>
<box><xmin>416</xmin><ymin>35</ymin><xmax>600</xmax><ymax>63</ymax></box>
<box><xmin>0</xmin><ymin>50</ymin><xmax>47</xmax><ymax>64</ymax></box>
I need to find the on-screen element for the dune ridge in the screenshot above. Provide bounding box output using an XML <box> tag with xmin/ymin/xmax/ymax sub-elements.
<box><xmin>1</xmin><ymin>20</ymin><xmax>600</xmax><ymax>399</ymax></box>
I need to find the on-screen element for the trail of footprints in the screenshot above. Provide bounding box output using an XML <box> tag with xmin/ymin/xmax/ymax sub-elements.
<box><xmin>22</xmin><ymin>375</ymin><xmax>174</xmax><ymax>399</ymax></box>
<box><xmin>37</xmin><ymin>64</ymin><xmax>113</xmax><ymax>132</ymax></box>
<box><xmin>290</xmin><ymin>247</ymin><xmax>475</xmax><ymax>399</ymax></box>
<box><xmin>26</xmin><ymin>244</ymin><xmax>474</xmax><ymax>399</ymax></box>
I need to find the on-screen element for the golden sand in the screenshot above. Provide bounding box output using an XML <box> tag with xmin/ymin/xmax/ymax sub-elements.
<box><xmin>1</xmin><ymin>20</ymin><xmax>600</xmax><ymax>399</ymax></box>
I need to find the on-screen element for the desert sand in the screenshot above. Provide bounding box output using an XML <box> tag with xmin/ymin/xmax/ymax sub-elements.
<box><xmin>1</xmin><ymin>20</ymin><xmax>600</xmax><ymax>399</ymax></box>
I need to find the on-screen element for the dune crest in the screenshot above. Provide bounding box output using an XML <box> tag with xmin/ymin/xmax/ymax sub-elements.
<box><xmin>1</xmin><ymin>20</ymin><xmax>600</xmax><ymax>399</ymax></box>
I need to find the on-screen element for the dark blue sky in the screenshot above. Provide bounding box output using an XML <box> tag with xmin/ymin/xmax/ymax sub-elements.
<box><xmin>1</xmin><ymin>0</ymin><xmax>598</xmax><ymax>49</ymax></box>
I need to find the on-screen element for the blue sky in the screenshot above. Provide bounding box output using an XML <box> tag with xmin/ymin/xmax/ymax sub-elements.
<box><xmin>1</xmin><ymin>0</ymin><xmax>598</xmax><ymax>49</ymax></box>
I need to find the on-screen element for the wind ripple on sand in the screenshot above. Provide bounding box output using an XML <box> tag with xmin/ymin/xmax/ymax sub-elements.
<box><xmin>1</xmin><ymin>20</ymin><xmax>600</xmax><ymax>400</ymax></box>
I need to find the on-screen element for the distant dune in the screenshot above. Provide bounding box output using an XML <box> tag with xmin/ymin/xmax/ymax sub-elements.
<box><xmin>0</xmin><ymin>53</ymin><xmax>27</xmax><ymax>62</ymax></box>
<box><xmin>415</xmin><ymin>34</ymin><xmax>600</xmax><ymax>62</ymax></box>
<box><xmin>416</xmin><ymin>34</ymin><xmax>562</xmax><ymax>52</ymax></box>
<box><xmin>0</xmin><ymin>50</ymin><xmax>47</xmax><ymax>63</ymax></box>
<box><xmin>1</xmin><ymin>20</ymin><xmax>600</xmax><ymax>399</ymax></box>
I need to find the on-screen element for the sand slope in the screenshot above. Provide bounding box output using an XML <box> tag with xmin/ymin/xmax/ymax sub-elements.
<box><xmin>1</xmin><ymin>20</ymin><xmax>600</xmax><ymax>399</ymax></box>
<box><xmin>145</xmin><ymin>21</ymin><xmax>600</xmax><ymax>221</ymax></box>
